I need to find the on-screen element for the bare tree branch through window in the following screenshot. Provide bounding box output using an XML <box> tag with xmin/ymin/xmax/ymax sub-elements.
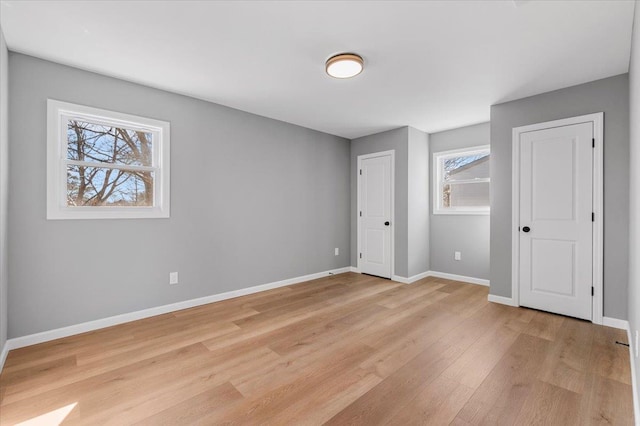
<box><xmin>66</xmin><ymin>120</ymin><xmax>154</xmax><ymax>207</ymax></box>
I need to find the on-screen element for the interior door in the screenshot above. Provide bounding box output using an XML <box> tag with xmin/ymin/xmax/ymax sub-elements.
<box><xmin>360</xmin><ymin>154</ymin><xmax>392</xmax><ymax>278</ymax></box>
<box><xmin>518</xmin><ymin>122</ymin><xmax>593</xmax><ymax>320</ymax></box>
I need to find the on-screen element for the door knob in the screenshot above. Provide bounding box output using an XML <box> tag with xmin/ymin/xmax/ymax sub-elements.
<box><xmin>384</xmin><ymin>221</ymin><xmax>390</xmax><ymax>226</ymax></box>
<box><xmin>522</xmin><ymin>226</ymin><xmax>531</xmax><ymax>233</ymax></box>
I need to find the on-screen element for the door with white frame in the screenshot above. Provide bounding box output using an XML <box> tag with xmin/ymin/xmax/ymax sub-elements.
<box><xmin>358</xmin><ymin>150</ymin><xmax>394</xmax><ymax>279</ymax></box>
<box><xmin>512</xmin><ymin>113</ymin><xmax>603</xmax><ymax>323</ymax></box>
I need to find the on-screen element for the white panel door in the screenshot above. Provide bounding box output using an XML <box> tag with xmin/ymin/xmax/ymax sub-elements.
<box><xmin>519</xmin><ymin>122</ymin><xmax>593</xmax><ymax>320</ymax></box>
<box><xmin>360</xmin><ymin>154</ymin><xmax>392</xmax><ymax>278</ymax></box>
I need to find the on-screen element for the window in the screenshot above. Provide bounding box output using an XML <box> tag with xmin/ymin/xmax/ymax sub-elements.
<box><xmin>433</xmin><ymin>145</ymin><xmax>490</xmax><ymax>215</ymax></box>
<box><xmin>47</xmin><ymin>100</ymin><xmax>170</xmax><ymax>219</ymax></box>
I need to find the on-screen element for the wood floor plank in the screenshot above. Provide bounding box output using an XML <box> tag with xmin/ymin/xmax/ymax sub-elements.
<box><xmin>436</xmin><ymin>279</ymin><xmax>468</xmax><ymax>293</ymax></box>
<box><xmin>230</xmin><ymin>328</ymin><xmax>381</xmax><ymax>397</ymax></box>
<box><xmin>588</xmin><ymin>325</ymin><xmax>632</xmax><ymax>385</ymax></box>
<box><xmin>0</xmin><ymin>343</ymin><xmax>210</xmax><ymax>425</ymax></box>
<box><xmin>229</xmin><ymin>303</ymin><xmax>405</xmax><ymax>397</ymax></box>
<box><xmin>383</xmin><ymin>375</ymin><xmax>475</xmax><ymax>425</ymax></box>
<box><xmin>324</xmin><ymin>340</ymin><xmax>466</xmax><ymax>425</ymax></box>
<box><xmin>268</xmin><ymin>303</ymin><xmax>389</xmax><ymax>357</ymax></box>
<box><xmin>208</xmin><ymin>343</ymin><xmax>375</xmax><ymax>425</ymax></box>
<box><xmin>0</xmin><ymin>355</ymin><xmax>77</xmax><ymax>386</ymax></box>
<box><xmin>75</xmin><ymin>348</ymin><xmax>280</xmax><ymax>425</ymax></box>
<box><xmin>292</xmin><ymin>371</ymin><xmax>382</xmax><ymax>425</ymax></box>
<box><xmin>358</xmin><ymin>306</ymin><xmax>463</xmax><ymax>378</ymax></box>
<box><xmin>76</xmin><ymin>319</ymin><xmax>241</xmax><ymax>366</ymax></box>
<box><xmin>441</xmin><ymin>322</ymin><xmax>520</xmax><ymax>389</ymax></box>
<box><xmin>0</xmin><ymin>273</ymin><xmax>633</xmax><ymax>425</ymax></box>
<box><xmin>132</xmin><ymin>382</ymin><xmax>244</xmax><ymax>426</ymax></box>
<box><xmin>580</xmin><ymin>373</ymin><xmax>634</xmax><ymax>425</ymax></box>
<box><xmin>252</xmin><ymin>368</ymin><xmax>381</xmax><ymax>425</ymax></box>
<box><xmin>537</xmin><ymin>317</ymin><xmax>595</xmax><ymax>393</ymax></box>
<box><xmin>455</xmin><ymin>333</ymin><xmax>552</xmax><ymax>425</ymax></box>
<box><xmin>522</xmin><ymin>310</ymin><xmax>566</xmax><ymax>341</ymax></box>
<box><xmin>358</xmin><ymin>291</ymin><xmax>453</xmax><ymax>348</ymax></box>
<box><xmin>435</xmin><ymin>301</ymin><xmax>520</xmax><ymax>351</ymax></box>
<box><xmin>246</xmin><ymin>282</ymin><xmax>348</xmax><ymax>313</ymax></box>
<box><xmin>513</xmin><ymin>380</ymin><xmax>582</xmax><ymax>426</ymax></box>
<box><xmin>375</xmin><ymin>280</ymin><xmax>445</xmax><ymax>309</ymax></box>
<box><xmin>435</xmin><ymin>284</ymin><xmax>490</xmax><ymax>318</ymax></box>
<box><xmin>0</xmin><ymin>321</ymin><xmax>240</xmax><ymax>405</ymax></box>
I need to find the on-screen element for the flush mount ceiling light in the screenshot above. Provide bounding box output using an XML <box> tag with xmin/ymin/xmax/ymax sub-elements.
<box><xmin>325</xmin><ymin>53</ymin><xmax>364</xmax><ymax>79</ymax></box>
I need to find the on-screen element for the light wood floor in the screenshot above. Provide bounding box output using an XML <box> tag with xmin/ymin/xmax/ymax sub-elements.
<box><xmin>0</xmin><ymin>273</ymin><xmax>633</xmax><ymax>425</ymax></box>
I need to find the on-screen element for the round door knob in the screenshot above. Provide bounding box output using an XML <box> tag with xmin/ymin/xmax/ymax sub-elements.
<box><xmin>522</xmin><ymin>226</ymin><xmax>531</xmax><ymax>233</ymax></box>
<box><xmin>384</xmin><ymin>221</ymin><xmax>390</xmax><ymax>226</ymax></box>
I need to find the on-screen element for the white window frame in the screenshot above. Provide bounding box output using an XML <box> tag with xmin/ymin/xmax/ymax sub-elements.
<box><xmin>433</xmin><ymin>145</ymin><xmax>490</xmax><ymax>215</ymax></box>
<box><xmin>47</xmin><ymin>99</ymin><xmax>170</xmax><ymax>219</ymax></box>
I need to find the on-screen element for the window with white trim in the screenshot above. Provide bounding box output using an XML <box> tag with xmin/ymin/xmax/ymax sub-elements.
<box><xmin>433</xmin><ymin>145</ymin><xmax>490</xmax><ymax>215</ymax></box>
<box><xmin>47</xmin><ymin>100</ymin><xmax>170</xmax><ymax>219</ymax></box>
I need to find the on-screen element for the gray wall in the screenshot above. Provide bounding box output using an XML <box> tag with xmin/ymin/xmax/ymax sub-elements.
<box><xmin>8</xmin><ymin>53</ymin><xmax>351</xmax><ymax>338</ymax></box>
<box><xmin>628</xmin><ymin>0</ymin><xmax>640</xmax><ymax>403</ymax></box>
<box><xmin>430</xmin><ymin>123</ymin><xmax>490</xmax><ymax>280</ymax></box>
<box><xmin>351</xmin><ymin>127</ymin><xmax>409</xmax><ymax>277</ymax></box>
<box><xmin>490</xmin><ymin>74</ymin><xmax>630</xmax><ymax>320</ymax></box>
<box><xmin>407</xmin><ymin>127</ymin><xmax>430</xmax><ymax>277</ymax></box>
<box><xmin>350</xmin><ymin>126</ymin><xmax>429</xmax><ymax>279</ymax></box>
<box><xmin>0</xmin><ymin>28</ymin><xmax>8</xmax><ymax>353</ymax></box>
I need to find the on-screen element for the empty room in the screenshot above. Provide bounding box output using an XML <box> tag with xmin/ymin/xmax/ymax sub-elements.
<box><xmin>0</xmin><ymin>0</ymin><xmax>639</xmax><ymax>424</ymax></box>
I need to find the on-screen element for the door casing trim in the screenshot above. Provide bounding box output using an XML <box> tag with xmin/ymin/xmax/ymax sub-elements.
<box><xmin>511</xmin><ymin>112</ymin><xmax>604</xmax><ymax>324</ymax></box>
<box><xmin>357</xmin><ymin>150</ymin><xmax>395</xmax><ymax>279</ymax></box>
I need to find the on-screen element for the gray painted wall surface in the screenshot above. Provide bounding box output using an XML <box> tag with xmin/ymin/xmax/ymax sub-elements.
<box><xmin>627</xmin><ymin>1</ymin><xmax>640</xmax><ymax>402</ymax></box>
<box><xmin>349</xmin><ymin>126</ymin><xmax>429</xmax><ymax>279</ymax></box>
<box><xmin>0</xmin><ymin>29</ymin><xmax>8</xmax><ymax>352</ymax></box>
<box><xmin>8</xmin><ymin>54</ymin><xmax>351</xmax><ymax>338</ymax></box>
<box><xmin>430</xmin><ymin>123</ymin><xmax>490</xmax><ymax>280</ymax></box>
<box><xmin>350</xmin><ymin>127</ymin><xmax>409</xmax><ymax>277</ymax></box>
<box><xmin>407</xmin><ymin>127</ymin><xmax>430</xmax><ymax>277</ymax></box>
<box><xmin>490</xmin><ymin>74</ymin><xmax>630</xmax><ymax>320</ymax></box>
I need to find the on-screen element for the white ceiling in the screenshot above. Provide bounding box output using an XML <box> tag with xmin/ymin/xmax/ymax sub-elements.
<box><xmin>0</xmin><ymin>0</ymin><xmax>635</xmax><ymax>139</ymax></box>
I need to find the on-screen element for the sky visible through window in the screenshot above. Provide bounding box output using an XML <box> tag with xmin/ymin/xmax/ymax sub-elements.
<box><xmin>443</xmin><ymin>152</ymin><xmax>489</xmax><ymax>181</ymax></box>
<box><xmin>66</xmin><ymin>120</ymin><xmax>154</xmax><ymax>207</ymax></box>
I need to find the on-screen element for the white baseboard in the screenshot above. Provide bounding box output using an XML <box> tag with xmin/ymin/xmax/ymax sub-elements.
<box><xmin>391</xmin><ymin>270</ymin><xmax>488</xmax><ymax>286</ymax></box>
<box><xmin>617</xmin><ymin>321</ymin><xmax>640</xmax><ymax>426</ymax></box>
<box><xmin>427</xmin><ymin>270</ymin><xmax>490</xmax><ymax>286</ymax></box>
<box><xmin>603</xmin><ymin>320</ymin><xmax>639</xmax><ymax>425</ymax></box>
<box><xmin>391</xmin><ymin>271</ymin><xmax>431</xmax><ymax>284</ymax></box>
<box><xmin>603</xmin><ymin>316</ymin><xmax>631</xmax><ymax>331</ymax></box>
<box><xmin>408</xmin><ymin>271</ymin><xmax>432</xmax><ymax>283</ymax></box>
<box><xmin>349</xmin><ymin>266</ymin><xmax>360</xmax><ymax>273</ymax></box>
<box><xmin>391</xmin><ymin>272</ymin><xmax>429</xmax><ymax>284</ymax></box>
<box><xmin>4</xmin><ymin>266</ymin><xmax>352</xmax><ymax>352</ymax></box>
<box><xmin>487</xmin><ymin>294</ymin><xmax>518</xmax><ymax>307</ymax></box>
<box><xmin>391</xmin><ymin>275</ymin><xmax>409</xmax><ymax>284</ymax></box>
<box><xmin>625</xmin><ymin>325</ymin><xmax>640</xmax><ymax>426</ymax></box>
<box><xmin>0</xmin><ymin>340</ymin><xmax>8</xmax><ymax>373</ymax></box>
<box><xmin>328</xmin><ymin>267</ymin><xmax>352</xmax><ymax>276</ymax></box>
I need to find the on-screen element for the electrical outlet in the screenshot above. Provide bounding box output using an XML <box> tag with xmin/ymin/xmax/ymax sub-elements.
<box><xmin>454</xmin><ymin>251</ymin><xmax>461</xmax><ymax>261</ymax></box>
<box><xmin>635</xmin><ymin>330</ymin><xmax>639</xmax><ymax>358</ymax></box>
<box><xmin>335</xmin><ymin>248</ymin><xmax>339</xmax><ymax>256</ymax></box>
<box><xmin>169</xmin><ymin>272</ymin><xmax>179</xmax><ymax>285</ymax></box>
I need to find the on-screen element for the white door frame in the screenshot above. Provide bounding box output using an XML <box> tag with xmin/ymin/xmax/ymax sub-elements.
<box><xmin>511</xmin><ymin>112</ymin><xmax>604</xmax><ymax>324</ymax></box>
<box><xmin>357</xmin><ymin>150</ymin><xmax>395</xmax><ymax>279</ymax></box>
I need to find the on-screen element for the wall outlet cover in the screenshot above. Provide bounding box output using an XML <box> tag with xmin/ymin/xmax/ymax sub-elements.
<box><xmin>335</xmin><ymin>248</ymin><xmax>339</xmax><ymax>256</ymax></box>
<box><xmin>169</xmin><ymin>272</ymin><xmax>179</xmax><ymax>285</ymax></box>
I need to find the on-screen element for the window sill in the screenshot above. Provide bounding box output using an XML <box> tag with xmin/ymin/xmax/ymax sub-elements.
<box><xmin>432</xmin><ymin>210</ymin><xmax>490</xmax><ymax>216</ymax></box>
<box><xmin>47</xmin><ymin>206</ymin><xmax>170</xmax><ymax>220</ymax></box>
